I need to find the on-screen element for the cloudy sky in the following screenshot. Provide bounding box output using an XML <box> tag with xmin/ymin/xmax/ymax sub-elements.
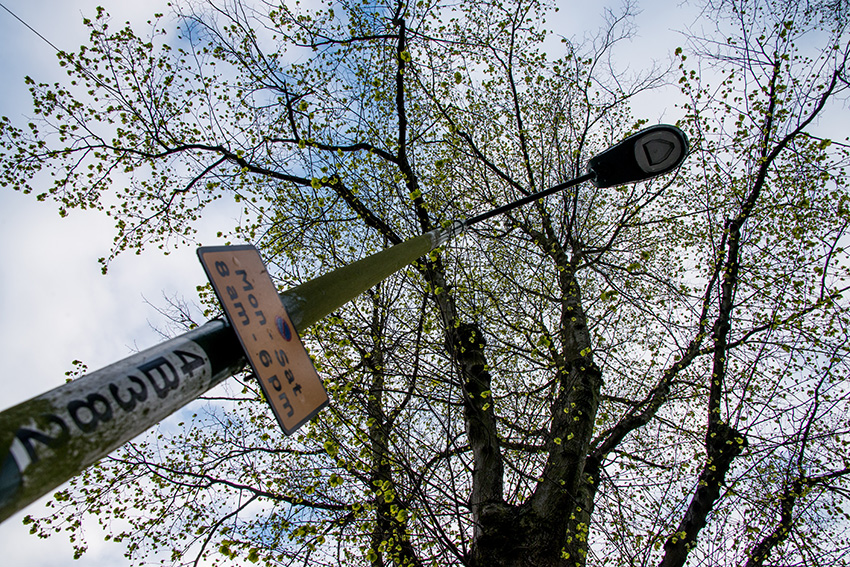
<box><xmin>0</xmin><ymin>1</ymin><xmax>219</xmax><ymax>564</ymax></box>
<box><xmin>0</xmin><ymin>0</ymin><xmax>699</xmax><ymax>564</ymax></box>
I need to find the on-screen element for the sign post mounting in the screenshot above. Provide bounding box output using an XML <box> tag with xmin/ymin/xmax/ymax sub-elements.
<box><xmin>197</xmin><ymin>245</ymin><xmax>328</xmax><ymax>434</ymax></box>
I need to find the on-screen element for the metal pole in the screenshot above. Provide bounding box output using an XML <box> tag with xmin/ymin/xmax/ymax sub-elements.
<box><xmin>0</xmin><ymin>123</ymin><xmax>689</xmax><ymax>523</ymax></box>
<box><xmin>0</xmin><ymin>179</ymin><xmax>581</xmax><ymax>523</ymax></box>
<box><xmin>0</xmin><ymin>320</ymin><xmax>245</xmax><ymax>522</ymax></box>
<box><xmin>0</xmin><ymin>225</ymin><xmax>458</xmax><ymax>523</ymax></box>
<box><xmin>463</xmin><ymin>173</ymin><xmax>594</xmax><ymax>228</ymax></box>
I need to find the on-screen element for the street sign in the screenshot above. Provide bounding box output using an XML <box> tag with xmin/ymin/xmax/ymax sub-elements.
<box><xmin>198</xmin><ymin>245</ymin><xmax>328</xmax><ymax>434</ymax></box>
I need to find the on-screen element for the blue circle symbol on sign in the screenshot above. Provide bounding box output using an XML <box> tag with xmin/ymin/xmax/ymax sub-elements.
<box><xmin>276</xmin><ymin>316</ymin><xmax>293</xmax><ymax>341</ymax></box>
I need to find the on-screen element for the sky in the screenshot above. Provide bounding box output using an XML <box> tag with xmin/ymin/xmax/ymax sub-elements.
<box><xmin>0</xmin><ymin>0</ymin><xmax>703</xmax><ymax>565</ymax></box>
<box><xmin>0</xmin><ymin>1</ymin><xmax>223</xmax><ymax>564</ymax></box>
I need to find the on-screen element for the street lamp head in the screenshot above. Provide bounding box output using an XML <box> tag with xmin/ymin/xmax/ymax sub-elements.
<box><xmin>587</xmin><ymin>124</ymin><xmax>689</xmax><ymax>188</ymax></box>
<box><xmin>459</xmin><ymin>124</ymin><xmax>689</xmax><ymax>230</ymax></box>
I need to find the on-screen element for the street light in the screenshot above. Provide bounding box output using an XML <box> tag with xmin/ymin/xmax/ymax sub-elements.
<box><xmin>0</xmin><ymin>124</ymin><xmax>688</xmax><ymax>523</ymax></box>
<box><xmin>460</xmin><ymin>124</ymin><xmax>689</xmax><ymax>230</ymax></box>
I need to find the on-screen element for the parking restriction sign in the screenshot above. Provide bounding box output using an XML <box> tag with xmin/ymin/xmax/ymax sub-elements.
<box><xmin>198</xmin><ymin>245</ymin><xmax>328</xmax><ymax>434</ymax></box>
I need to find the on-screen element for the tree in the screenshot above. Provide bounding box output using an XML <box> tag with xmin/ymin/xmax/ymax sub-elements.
<box><xmin>2</xmin><ymin>0</ymin><xmax>849</xmax><ymax>565</ymax></box>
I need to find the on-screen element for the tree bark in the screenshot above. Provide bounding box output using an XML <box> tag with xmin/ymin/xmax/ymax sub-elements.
<box><xmin>659</xmin><ymin>423</ymin><xmax>747</xmax><ymax>567</ymax></box>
